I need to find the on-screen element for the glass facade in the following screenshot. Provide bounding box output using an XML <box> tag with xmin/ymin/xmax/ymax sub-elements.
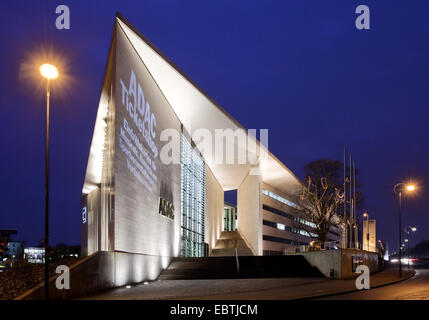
<box><xmin>180</xmin><ymin>134</ymin><xmax>206</xmax><ymax>257</ymax></box>
<box><xmin>223</xmin><ymin>205</ymin><xmax>237</xmax><ymax>231</ymax></box>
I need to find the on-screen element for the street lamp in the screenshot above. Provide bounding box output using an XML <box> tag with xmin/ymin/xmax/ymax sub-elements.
<box><xmin>363</xmin><ymin>212</ymin><xmax>370</xmax><ymax>252</ymax></box>
<box><xmin>40</xmin><ymin>63</ymin><xmax>58</xmax><ymax>300</ymax></box>
<box><xmin>394</xmin><ymin>183</ymin><xmax>416</xmax><ymax>278</ymax></box>
<box><xmin>405</xmin><ymin>226</ymin><xmax>417</xmax><ymax>270</ymax></box>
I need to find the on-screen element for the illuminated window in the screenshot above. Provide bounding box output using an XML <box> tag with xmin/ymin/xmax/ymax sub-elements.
<box><xmin>262</xmin><ymin>189</ymin><xmax>300</xmax><ymax>209</ymax></box>
<box><xmin>277</xmin><ymin>223</ymin><xmax>285</xmax><ymax>230</ymax></box>
<box><xmin>180</xmin><ymin>134</ymin><xmax>205</xmax><ymax>257</ymax></box>
<box><xmin>262</xmin><ymin>204</ymin><xmax>316</xmax><ymax>229</ymax></box>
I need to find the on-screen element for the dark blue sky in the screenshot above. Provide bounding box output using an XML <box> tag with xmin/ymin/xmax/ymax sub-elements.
<box><xmin>1</xmin><ymin>1</ymin><xmax>428</xmax><ymax>252</ymax></box>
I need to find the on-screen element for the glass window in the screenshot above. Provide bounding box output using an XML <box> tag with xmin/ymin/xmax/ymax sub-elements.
<box><xmin>180</xmin><ymin>134</ymin><xmax>206</xmax><ymax>257</ymax></box>
<box><xmin>262</xmin><ymin>189</ymin><xmax>300</xmax><ymax>209</ymax></box>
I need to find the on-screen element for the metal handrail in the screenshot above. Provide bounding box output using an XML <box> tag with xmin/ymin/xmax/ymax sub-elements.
<box><xmin>235</xmin><ymin>247</ymin><xmax>240</xmax><ymax>278</ymax></box>
<box><xmin>282</xmin><ymin>241</ymin><xmax>381</xmax><ymax>255</ymax></box>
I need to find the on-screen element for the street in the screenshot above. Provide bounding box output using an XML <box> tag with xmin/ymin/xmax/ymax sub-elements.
<box><xmin>318</xmin><ymin>262</ymin><xmax>429</xmax><ymax>300</ymax></box>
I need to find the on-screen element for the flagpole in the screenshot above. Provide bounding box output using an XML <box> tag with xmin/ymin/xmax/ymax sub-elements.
<box><xmin>353</xmin><ymin>159</ymin><xmax>357</xmax><ymax>248</ymax></box>
<box><xmin>349</xmin><ymin>153</ymin><xmax>353</xmax><ymax>248</ymax></box>
<box><xmin>343</xmin><ymin>145</ymin><xmax>347</xmax><ymax>248</ymax></box>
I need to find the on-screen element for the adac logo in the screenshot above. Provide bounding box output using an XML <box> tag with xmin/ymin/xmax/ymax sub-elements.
<box><xmin>119</xmin><ymin>69</ymin><xmax>158</xmax><ymax>158</ymax></box>
<box><xmin>158</xmin><ymin>197</ymin><xmax>174</xmax><ymax>220</ymax></box>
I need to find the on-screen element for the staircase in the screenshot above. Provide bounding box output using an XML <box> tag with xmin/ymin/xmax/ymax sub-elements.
<box><xmin>211</xmin><ymin>231</ymin><xmax>253</xmax><ymax>256</ymax></box>
<box><xmin>158</xmin><ymin>255</ymin><xmax>323</xmax><ymax>280</ymax></box>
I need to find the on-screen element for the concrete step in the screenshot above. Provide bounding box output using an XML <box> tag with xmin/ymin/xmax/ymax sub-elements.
<box><xmin>214</xmin><ymin>239</ymin><xmax>248</xmax><ymax>249</ymax></box>
<box><xmin>211</xmin><ymin>248</ymin><xmax>253</xmax><ymax>256</ymax></box>
<box><xmin>158</xmin><ymin>255</ymin><xmax>323</xmax><ymax>280</ymax></box>
<box><xmin>219</xmin><ymin>231</ymin><xmax>243</xmax><ymax>240</ymax></box>
<box><xmin>213</xmin><ymin>231</ymin><xmax>253</xmax><ymax>255</ymax></box>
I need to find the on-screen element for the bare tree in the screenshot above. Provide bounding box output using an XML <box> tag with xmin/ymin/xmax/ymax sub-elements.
<box><xmin>299</xmin><ymin>176</ymin><xmax>343</xmax><ymax>245</ymax></box>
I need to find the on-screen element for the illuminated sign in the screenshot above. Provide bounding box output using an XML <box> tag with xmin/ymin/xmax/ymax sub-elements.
<box><xmin>119</xmin><ymin>69</ymin><xmax>158</xmax><ymax>158</ymax></box>
<box><xmin>82</xmin><ymin>207</ymin><xmax>87</xmax><ymax>224</ymax></box>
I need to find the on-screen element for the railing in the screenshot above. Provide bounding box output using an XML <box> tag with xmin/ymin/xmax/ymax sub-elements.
<box><xmin>235</xmin><ymin>247</ymin><xmax>240</xmax><ymax>278</ymax></box>
<box><xmin>282</xmin><ymin>241</ymin><xmax>380</xmax><ymax>255</ymax></box>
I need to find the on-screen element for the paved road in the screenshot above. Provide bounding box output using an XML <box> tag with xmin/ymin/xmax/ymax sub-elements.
<box><xmin>319</xmin><ymin>262</ymin><xmax>429</xmax><ymax>300</ymax></box>
<box><xmin>84</xmin><ymin>267</ymin><xmax>413</xmax><ymax>300</ymax></box>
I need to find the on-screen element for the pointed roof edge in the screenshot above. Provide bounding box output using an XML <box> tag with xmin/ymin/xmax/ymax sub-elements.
<box><xmin>82</xmin><ymin>18</ymin><xmax>118</xmax><ymax>194</ymax></box>
<box><xmin>115</xmin><ymin>12</ymin><xmax>305</xmax><ymax>190</ymax></box>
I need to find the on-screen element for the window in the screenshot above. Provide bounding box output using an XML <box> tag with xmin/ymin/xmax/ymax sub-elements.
<box><xmin>277</xmin><ymin>223</ymin><xmax>285</xmax><ymax>231</ymax></box>
<box><xmin>262</xmin><ymin>204</ymin><xmax>316</xmax><ymax>229</ymax></box>
<box><xmin>263</xmin><ymin>219</ymin><xmax>318</xmax><ymax>238</ymax></box>
<box><xmin>180</xmin><ymin>134</ymin><xmax>206</xmax><ymax>257</ymax></box>
<box><xmin>262</xmin><ymin>235</ymin><xmax>307</xmax><ymax>246</ymax></box>
<box><xmin>262</xmin><ymin>189</ymin><xmax>300</xmax><ymax>209</ymax></box>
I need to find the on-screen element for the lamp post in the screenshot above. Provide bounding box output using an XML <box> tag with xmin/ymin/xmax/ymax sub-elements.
<box><xmin>393</xmin><ymin>183</ymin><xmax>415</xmax><ymax>278</ymax></box>
<box><xmin>405</xmin><ymin>226</ymin><xmax>417</xmax><ymax>269</ymax></box>
<box><xmin>40</xmin><ymin>64</ymin><xmax>58</xmax><ymax>300</ymax></box>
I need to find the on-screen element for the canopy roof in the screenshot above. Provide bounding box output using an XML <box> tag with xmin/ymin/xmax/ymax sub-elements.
<box><xmin>83</xmin><ymin>13</ymin><xmax>304</xmax><ymax>198</ymax></box>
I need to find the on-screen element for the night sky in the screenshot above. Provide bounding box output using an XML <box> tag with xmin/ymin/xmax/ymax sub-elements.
<box><xmin>1</xmin><ymin>1</ymin><xmax>428</xmax><ymax>252</ymax></box>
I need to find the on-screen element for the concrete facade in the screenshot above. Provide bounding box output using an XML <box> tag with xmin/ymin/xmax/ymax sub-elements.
<box><xmin>205</xmin><ymin>165</ymin><xmax>224</xmax><ymax>252</ymax></box>
<box><xmin>261</xmin><ymin>182</ymin><xmax>311</xmax><ymax>255</ymax></box>
<box><xmin>237</xmin><ymin>173</ymin><xmax>262</xmax><ymax>256</ymax></box>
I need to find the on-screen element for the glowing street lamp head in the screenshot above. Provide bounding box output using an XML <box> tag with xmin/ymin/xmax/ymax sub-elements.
<box><xmin>406</xmin><ymin>185</ymin><xmax>415</xmax><ymax>191</ymax></box>
<box><xmin>40</xmin><ymin>64</ymin><xmax>58</xmax><ymax>79</ymax></box>
<box><xmin>412</xmin><ymin>227</ymin><xmax>417</xmax><ymax>232</ymax></box>
<box><xmin>363</xmin><ymin>213</ymin><xmax>368</xmax><ymax>218</ymax></box>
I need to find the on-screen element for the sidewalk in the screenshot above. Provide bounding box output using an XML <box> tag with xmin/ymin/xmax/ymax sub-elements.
<box><xmin>83</xmin><ymin>267</ymin><xmax>415</xmax><ymax>300</ymax></box>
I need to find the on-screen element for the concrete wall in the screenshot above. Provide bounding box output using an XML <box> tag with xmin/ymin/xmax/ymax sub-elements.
<box><xmin>340</xmin><ymin>249</ymin><xmax>378</xmax><ymax>278</ymax></box>
<box><xmin>302</xmin><ymin>249</ymin><xmax>379</xmax><ymax>279</ymax></box>
<box><xmin>17</xmin><ymin>251</ymin><xmax>171</xmax><ymax>300</ymax></box>
<box><xmin>301</xmin><ymin>250</ymin><xmax>342</xmax><ymax>278</ymax></box>
<box><xmin>81</xmin><ymin>188</ymin><xmax>101</xmax><ymax>256</ymax></box>
<box><xmin>237</xmin><ymin>173</ymin><xmax>262</xmax><ymax>255</ymax></box>
<box><xmin>205</xmin><ymin>164</ymin><xmax>224</xmax><ymax>252</ymax></box>
<box><xmin>113</xmin><ymin>25</ymin><xmax>182</xmax><ymax>258</ymax></box>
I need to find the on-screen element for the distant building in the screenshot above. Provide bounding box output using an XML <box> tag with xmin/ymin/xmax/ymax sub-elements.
<box><xmin>7</xmin><ymin>242</ymin><xmax>24</xmax><ymax>261</ymax></box>
<box><xmin>362</xmin><ymin>219</ymin><xmax>377</xmax><ymax>252</ymax></box>
<box><xmin>24</xmin><ymin>247</ymin><xmax>45</xmax><ymax>264</ymax></box>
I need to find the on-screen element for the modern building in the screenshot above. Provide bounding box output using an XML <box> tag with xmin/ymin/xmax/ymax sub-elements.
<box><xmin>81</xmin><ymin>13</ymin><xmax>340</xmax><ymax>286</ymax></box>
<box><xmin>24</xmin><ymin>247</ymin><xmax>45</xmax><ymax>264</ymax></box>
<box><xmin>7</xmin><ymin>241</ymin><xmax>24</xmax><ymax>261</ymax></box>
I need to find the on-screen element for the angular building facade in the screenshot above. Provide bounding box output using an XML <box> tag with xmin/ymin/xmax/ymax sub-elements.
<box><xmin>81</xmin><ymin>13</ymin><xmax>339</xmax><ymax>286</ymax></box>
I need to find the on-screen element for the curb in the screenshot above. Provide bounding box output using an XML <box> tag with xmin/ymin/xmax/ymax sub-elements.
<box><xmin>293</xmin><ymin>269</ymin><xmax>416</xmax><ymax>300</ymax></box>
